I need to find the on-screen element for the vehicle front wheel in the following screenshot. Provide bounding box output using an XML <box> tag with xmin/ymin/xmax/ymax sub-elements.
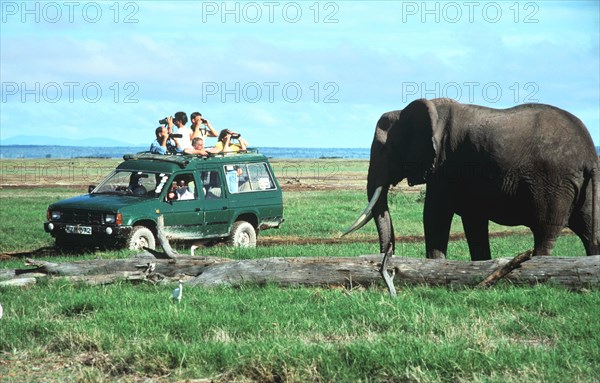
<box><xmin>229</xmin><ymin>221</ymin><xmax>257</xmax><ymax>247</ymax></box>
<box><xmin>127</xmin><ymin>226</ymin><xmax>156</xmax><ymax>250</ymax></box>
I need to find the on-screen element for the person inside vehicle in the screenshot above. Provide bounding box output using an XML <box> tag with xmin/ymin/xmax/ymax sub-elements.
<box><xmin>213</xmin><ymin>129</ymin><xmax>249</xmax><ymax>153</ymax></box>
<box><xmin>168</xmin><ymin>112</ymin><xmax>193</xmax><ymax>151</ymax></box>
<box><xmin>176</xmin><ymin>179</ymin><xmax>194</xmax><ymax>200</ymax></box>
<box><xmin>166</xmin><ymin>182</ymin><xmax>178</xmax><ymax>201</ymax></box>
<box><xmin>190</xmin><ymin>112</ymin><xmax>218</xmax><ymax>141</ymax></box>
<box><xmin>150</xmin><ymin>126</ymin><xmax>180</xmax><ymax>154</ymax></box>
<box><xmin>127</xmin><ymin>173</ymin><xmax>148</xmax><ymax>196</ymax></box>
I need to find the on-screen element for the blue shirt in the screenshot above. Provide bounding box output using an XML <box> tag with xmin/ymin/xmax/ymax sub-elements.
<box><xmin>150</xmin><ymin>138</ymin><xmax>180</xmax><ymax>154</ymax></box>
<box><xmin>150</xmin><ymin>139</ymin><xmax>167</xmax><ymax>155</ymax></box>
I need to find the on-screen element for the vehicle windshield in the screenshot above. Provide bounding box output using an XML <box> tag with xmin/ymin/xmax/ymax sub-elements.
<box><xmin>91</xmin><ymin>170</ymin><xmax>171</xmax><ymax>198</ymax></box>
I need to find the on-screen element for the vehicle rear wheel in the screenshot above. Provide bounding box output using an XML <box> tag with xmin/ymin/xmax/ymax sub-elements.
<box><xmin>127</xmin><ymin>226</ymin><xmax>156</xmax><ymax>250</ymax></box>
<box><xmin>229</xmin><ymin>221</ymin><xmax>257</xmax><ymax>247</ymax></box>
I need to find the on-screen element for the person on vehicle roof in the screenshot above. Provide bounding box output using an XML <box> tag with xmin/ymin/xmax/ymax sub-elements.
<box><xmin>168</xmin><ymin>112</ymin><xmax>193</xmax><ymax>151</ymax></box>
<box><xmin>184</xmin><ymin>137</ymin><xmax>219</xmax><ymax>156</ymax></box>
<box><xmin>190</xmin><ymin>112</ymin><xmax>218</xmax><ymax>141</ymax></box>
<box><xmin>214</xmin><ymin>129</ymin><xmax>248</xmax><ymax>153</ymax></box>
<box><xmin>150</xmin><ymin>126</ymin><xmax>180</xmax><ymax>155</ymax></box>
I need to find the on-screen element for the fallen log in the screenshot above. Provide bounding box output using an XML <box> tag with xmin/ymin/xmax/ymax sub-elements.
<box><xmin>2</xmin><ymin>254</ymin><xmax>598</xmax><ymax>290</ymax></box>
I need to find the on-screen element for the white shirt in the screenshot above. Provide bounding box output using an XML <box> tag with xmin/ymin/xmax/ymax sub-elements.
<box><xmin>174</xmin><ymin>125</ymin><xmax>193</xmax><ymax>150</ymax></box>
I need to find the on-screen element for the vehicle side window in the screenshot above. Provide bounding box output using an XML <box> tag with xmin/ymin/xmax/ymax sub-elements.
<box><xmin>201</xmin><ymin>170</ymin><xmax>222</xmax><ymax>199</ymax></box>
<box><xmin>225</xmin><ymin>163</ymin><xmax>276</xmax><ymax>193</ymax></box>
<box><xmin>166</xmin><ymin>173</ymin><xmax>197</xmax><ymax>201</ymax></box>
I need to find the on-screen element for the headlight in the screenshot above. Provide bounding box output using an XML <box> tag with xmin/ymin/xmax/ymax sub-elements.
<box><xmin>50</xmin><ymin>211</ymin><xmax>62</xmax><ymax>221</ymax></box>
<box><xmin>104</xmin><ymin>213</ymin><xmax>122</xmax><ymax>225</ymax></box>
<box><xmin>105</xmin><ymin>214</ymin><xmax>116</xmax><ymax>224</ymax></box>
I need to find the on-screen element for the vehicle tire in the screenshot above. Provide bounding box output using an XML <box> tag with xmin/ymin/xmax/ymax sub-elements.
<box><xmin>127</xmin><ymin>226</ymin><xmax>156</xmax><ymax>250</ymax></box>
<box><xmin>229</xmin><ymin>221</ymin><xmax>257</xmax><ymax>248</ymax></box>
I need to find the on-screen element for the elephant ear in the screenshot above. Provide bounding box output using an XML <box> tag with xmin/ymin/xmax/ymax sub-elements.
<box><xmin>391</xmin><ymin>99</ymin><xmax>439</xmax><ymax>186</ymax></box>
<box><xmin>373</xmin><ymin>110</ymin><xmax>401</xmax><ymax>147</ymax></box>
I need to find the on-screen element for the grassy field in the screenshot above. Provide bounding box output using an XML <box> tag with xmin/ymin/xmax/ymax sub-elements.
<box><xmin>0</xmin><ymin>158</ymin><xmax>598</xmax><ymax>382</ymax></box>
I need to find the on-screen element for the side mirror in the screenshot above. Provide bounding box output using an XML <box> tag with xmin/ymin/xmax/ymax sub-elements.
<box><xmin>88</xmin><ymin>185</ymin><xmax>96</xmax><ymax>194</ymax></box>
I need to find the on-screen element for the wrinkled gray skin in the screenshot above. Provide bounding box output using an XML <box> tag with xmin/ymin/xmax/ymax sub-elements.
<box><xmin>362</xmin><ymin>98</ymin><xmax>599</xmax><ymax>260</ymax></box>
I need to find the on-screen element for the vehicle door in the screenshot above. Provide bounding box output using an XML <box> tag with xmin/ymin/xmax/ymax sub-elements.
<box><xmin>159</xmin><ymin>172</ymin><xmax>204</xmax><ymax>240</ymax></box>
<box><xmin>199</xmin><ymin>169</ymin><xmax>231</xmax><ymax>237</ymax></box>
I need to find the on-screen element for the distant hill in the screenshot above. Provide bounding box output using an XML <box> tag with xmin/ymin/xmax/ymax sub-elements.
<box><xmin>0</xmin><ymin>135</ymin><xmax>138</xmax><ymax>147</ymax></box>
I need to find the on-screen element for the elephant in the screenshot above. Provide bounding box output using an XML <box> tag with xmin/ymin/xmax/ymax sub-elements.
<box><xmin>345</xmin><ymin>98</ymin><xmax>600</xmax><ymax>267</ymax></box>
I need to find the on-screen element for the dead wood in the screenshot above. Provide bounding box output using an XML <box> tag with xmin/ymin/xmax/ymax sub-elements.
<box><xmin>1</xmin><ymin>254</ymin><xmax>598</xmax><ymax>290</ymax></box>
<box><xmin>477</xmin><ymin>250</ymin><xmax>533</xmax><ymax>289</ymax></box>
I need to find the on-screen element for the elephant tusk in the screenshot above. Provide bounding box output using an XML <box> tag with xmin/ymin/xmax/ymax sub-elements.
<box><xmin>341</xmin><ymin>186</ymin><xmax>383</xmax><ymax>237</ymax></box>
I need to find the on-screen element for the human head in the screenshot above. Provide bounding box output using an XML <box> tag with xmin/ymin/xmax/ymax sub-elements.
<box><xmin>191</xmin><ymin>137</ymin><xmax>204</xmax><ymax>149</ymax></box>
<box><xmin>173</xmin><ymin>111</ymin><xmax>188</xmax><ymax>126</ymax></box>
<box><xmin>190</xmin><ymin>112</ymin><xmax>202</xmax><ymax>122</ymax></box>
<box><xmin>218</xmin><ymin>129</ymin><xmax>232</xmax><ymax>142</ymax></box>
<box><xmin>155</xmin><ymin>126</ymin><xmax>167</xmax><ymax>138</ymax></box>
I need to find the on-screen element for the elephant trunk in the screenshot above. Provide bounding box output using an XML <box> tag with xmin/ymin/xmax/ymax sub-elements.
<box><xmin>342</xmin><ymin>184</ymin><xmax>395</xmax><ymax>254</ymax></box>
<box><xmin>368</xmin><ymin>177</ymin><xmax>395</xmax><ymax>254</ymax></box>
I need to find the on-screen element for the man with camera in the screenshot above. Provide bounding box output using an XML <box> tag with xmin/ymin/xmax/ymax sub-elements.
<box><xmin>162</xmin><ymin>112</ymin><xmax>193</xmax><ymax>151</ymax></box>
<box><xmin>214</xmin><ymin>129</ymin><xmax>249</xmax><ymax>153</ymax></box>
<box><xmin>150</xmin><ymin>125</ymin><xmax>180</xmax><ymax>155</ymax></box>
<box><xmin>190</xmin><ymin>112</ymin><xmax>218</xmax><ymax>141</ymax></box>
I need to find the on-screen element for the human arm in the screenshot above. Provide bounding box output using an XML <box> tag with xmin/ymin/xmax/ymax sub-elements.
<box><xmin>237</xmin><ymin>137</ymin><xmax>248</xmax><ymax>151</ymax></box>
<box><xmin>204</xmin><ymin>120</ymin><xmax>218</xmax><ymax>137</ymax></box>
<box><xmin>208</xmin><ymin>141</ymin><xmax>224</xmax><ymax>154</ymax></box>
<box><xmin>150</xmin><ymin>135</ymin><xmax>168</xmax><ymax>155</ymax></box>
<box><xmin>184</xmin><ymin>147</ymin><xmax>208</xmax><ymax>156</ymax></box>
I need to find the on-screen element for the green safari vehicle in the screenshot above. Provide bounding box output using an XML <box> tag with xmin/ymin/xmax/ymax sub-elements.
<box><xmin>44</xmin><ymin>150</ymin><xmax>284</xmax><ymax>250</ymax></box>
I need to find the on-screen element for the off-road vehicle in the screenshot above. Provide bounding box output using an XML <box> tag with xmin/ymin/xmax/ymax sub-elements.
<box><xmin>44</xmin><ymin>150</ymin><xmax>284</xmax><ymax>250</ymax></box>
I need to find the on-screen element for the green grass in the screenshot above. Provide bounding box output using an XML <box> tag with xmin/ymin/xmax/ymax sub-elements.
<box><xmin>0</xmin><ymin>162</ymin><xmax>597</xmax><ymax>382</ymax></box>
<box><xmin>1</xmin><ymin>283</ymin><xmax>598</xmax><ymax>382</ymax></box>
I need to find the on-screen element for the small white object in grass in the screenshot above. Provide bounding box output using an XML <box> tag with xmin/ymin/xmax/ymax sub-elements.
<box><xmin>172</xmin><ymin>280</ymin><xmax>183</xmax><ymax>304</ymax></box>
<box><xmin>0</xmin><ymin>303</ymin><xmax>3</xmax><ymax>319</ymax></box>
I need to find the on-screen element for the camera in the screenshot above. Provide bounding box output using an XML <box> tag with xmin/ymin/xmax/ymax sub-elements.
<box><xmin>231</xmin><ymin>133</ymin><xmax>241</xmax><ymax>139</ymax></box>
<box><xmin>169</xmin><ymin>133</ymin><xmax>183</xmax><ymax>138</ymax></box>
<box><xmin>159</xmin><ymin>116</ymin><xmax>172</xmax><ymax>125</ymax></box>
<box><xmin>201</xmin><ymin>118</ymin><xmax>208</xmax><ymax>124</ymax></box>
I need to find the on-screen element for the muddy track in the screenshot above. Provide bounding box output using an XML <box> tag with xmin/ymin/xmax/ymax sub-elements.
<box><xmin>259</xmin><ymin>230</ymin><xmax>537</xmax><ymax>246</ymax></box>
<box><xmin>0</xmin><ymin>230</ymin><xmax>544</xmax><ymax>260</ymax></box>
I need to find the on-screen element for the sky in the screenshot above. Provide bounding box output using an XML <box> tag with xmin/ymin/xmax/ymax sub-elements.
<box><xmin>1</xmin><ymin>0</ymin><xmax>599</xmax><ymax>148</ymax></box>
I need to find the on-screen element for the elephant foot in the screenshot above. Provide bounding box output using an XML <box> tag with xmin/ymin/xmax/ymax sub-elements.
<box><xmin>426</xmin><ymin>249</ymin><xmax>446</xmax><ymax>259</ymax></box>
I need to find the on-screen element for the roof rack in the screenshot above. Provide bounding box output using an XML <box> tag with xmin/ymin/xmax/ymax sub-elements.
<box><xmin>208</xmin><ymin>148</ymin><xmax>260</xmax><ymax>157</ymax></box>
<box><xmin>122</xmin><ymin>148</ymin><xmax>262</xmax><ymax>168</ymax></box>
<box><xmin>123</xmin><ymin>152</ymin><xmax>191</xmax><ymax>168</ymax></box>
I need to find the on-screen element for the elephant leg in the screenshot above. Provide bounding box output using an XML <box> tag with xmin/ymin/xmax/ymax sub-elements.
<box><xmin>462</xmin><ymin>215</ymin><xmax>491</xmax><ymax>261</ymax></box>
<box><xmin>568</xmin><ymin>209</ymin><xmax>599</xmax><ymax>256</ymax></box>
<box><xmin>423</xmin><ymin>190</ymin><xmax>453</xmax><ymax>259</ymax></box>
<box><xmin>532</xmin><ymin>225</ymin><xmax>563</xmax><ymax>256</ymax></box>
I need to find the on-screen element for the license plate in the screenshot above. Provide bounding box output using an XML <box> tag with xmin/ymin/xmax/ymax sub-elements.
<box><xmin>65</xmin><ymin>225</ymin><xmax>92</xmax><ymax>235</ymax></box>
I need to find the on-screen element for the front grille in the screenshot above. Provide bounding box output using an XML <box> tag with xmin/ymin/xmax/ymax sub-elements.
<box><xmin>62</xmin><ymin>210</ymin><xmax>104</xmax><ymax>225</ymax></box>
